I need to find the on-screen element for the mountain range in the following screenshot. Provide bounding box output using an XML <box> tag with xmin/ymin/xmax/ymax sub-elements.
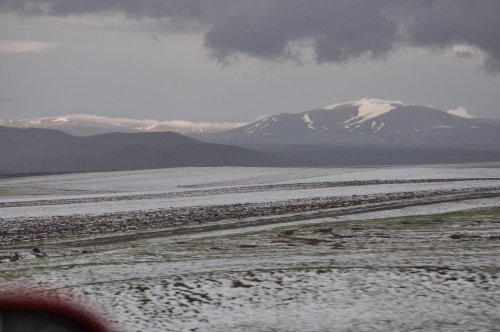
<box><xmin>3</xmin><ymin>99</ymin><xmax>498</xmax><ymax>150</ymax></box>
<box><xmin>0</xmin><ymin>127</ymin><xmax>288</xmax><ymax>174</ymax></box>
<box><xmin>1</xmin><ymin>98</ymin><xmax>499</xmax><ymax>175</ymax></box>
<box><xmin>0</xmin><ymin>114</ymin><xmax>243</xmax><ymax>136</ymax></box>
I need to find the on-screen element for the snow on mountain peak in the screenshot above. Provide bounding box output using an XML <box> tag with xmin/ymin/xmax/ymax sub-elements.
<box><xmin>325</xmin><ymin>98</ymin><xmax>404</xmax><ymax>128</ymax></box>
<box><xmin>324</xmin><ymin>98</ymin><xmax>404</xmax><ymax>111</ymax></box>
<box><xmin>351</xmin><ymin>98</ymin><xmax>403</xmax><ymax>123</ymax></box>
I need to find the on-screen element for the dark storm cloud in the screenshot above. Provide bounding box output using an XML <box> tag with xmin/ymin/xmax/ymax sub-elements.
<box><xmin>1</xmin><ymin>0</ymin><xmax>499</xmax><ymax>71</ymax></box>
<box><xmin>202</xmin><ymin>1</ymin><xmax>398</xmax><ymax>63</ymax></box>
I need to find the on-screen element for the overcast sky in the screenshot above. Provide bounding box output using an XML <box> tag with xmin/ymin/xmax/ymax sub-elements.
<box><xmin>1</xmin><ymin>0</ymin><xmax>499</xmax><ymax>122</ymax></box>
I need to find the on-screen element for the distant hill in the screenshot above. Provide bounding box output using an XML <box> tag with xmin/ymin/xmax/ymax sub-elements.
<box><xmin>187</xmin><ymin>98</ymin><xmax>500</xmax><ymax>165</ymax></box>
<box><xmin>0</xmin><ymin>127</ymin><xmax>289</xmax><ymax>174</ymax></box>
<box><xmin>198</xmin><ymin>99</ymin><xmax>500</xmax><ymax>150</ymax></box>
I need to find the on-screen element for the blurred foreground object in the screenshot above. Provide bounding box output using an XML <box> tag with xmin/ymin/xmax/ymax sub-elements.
<box><xmin>0</xmin><ymin>295</ymin><xmax>109</xmax><ymax>332</ymax></box>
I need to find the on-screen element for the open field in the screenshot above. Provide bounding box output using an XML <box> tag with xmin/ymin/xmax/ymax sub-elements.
<box><xmin>1</xmin><ymin>165</ymin><xmax>499</xmax><ymax>331</ymax></box>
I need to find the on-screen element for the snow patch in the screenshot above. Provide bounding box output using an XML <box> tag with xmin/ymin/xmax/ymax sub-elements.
<box><xmin>302</xmin><ymin>113</ymin><xmax>316</xmax><ymax>130</ymax></box>
<box><xmin>371</xmin><ymin>121</ymin><xmax>385</xmax><ymax>133</ymax></box>
<box><xmin>432</xmin><ymin>125</ymin><xmax>455</xmax><ymax>129</ymax></box>
<box><xmin>348</xmin><ymin>125</ymin><xmax>360</xmax><ymax>132</ymax></box>
<box><xmin>53</xmin><ymin>117</ymin><xmax>69</xmax><ymax>123</ymax></box>
<box><xmin>447</xmin><ymin>107</ymin><xmax>474</xmax><ymax>119</ymax></box>
<box><xmin>133</xmin><ymin>124</ymin><xmax>158</xmax><ymax>131</ymax></box>
<box><xmin>326</xmin><ymin>98</ymin><xmax>403</xmax><ymax>130</ymax></box>
<box><xmin>324</xmin><ymin>98</ymin><xmax>404</xmax><ymax>112</ymax></box>
<box><xmin>245</xmin><ymin>120</ymin><xmax>269</xmax><ymax>135</ymax></box>
<box><xmin>349</xmin><ymin>98</ymin><xmax>402</xmax><ymax>123</ymax></box>
<box><xmin>324</xmin><ymin>101</ymin><xmax>346</xmax><ymax>110</ymax></box>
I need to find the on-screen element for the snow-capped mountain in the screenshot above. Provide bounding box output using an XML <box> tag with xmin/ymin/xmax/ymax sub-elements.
<box><xmin>3</xmin><ymin>99</ymin><xmax>498</xmax><ymax>151</ymax></box>
<box><xmin>0</xmin><ymin>114</ymin><xmax>244</xmax><ymax>136</ymax></box>
<box><xmin>202</xmin><ymin>99</ymin><xmax>500</xmax><ymax>150</ymax></box>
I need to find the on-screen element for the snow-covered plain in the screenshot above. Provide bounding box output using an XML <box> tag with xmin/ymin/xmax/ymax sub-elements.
<box><xmin>1</xmin><ymin>165</ymin><xmax>499</xmax><ymax>219</ymax></box>
<box><xmin>2</xmin><ymin>164</ymin><xmax>500</xmax><ymax>197</ymax></box>
<box><xmin>1</xmin><ymin>165</ymin><xmax>499</xmax><ymax>331</ymax></box>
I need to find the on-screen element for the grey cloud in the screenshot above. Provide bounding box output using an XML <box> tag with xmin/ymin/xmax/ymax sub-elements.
<box><xmin>0</xmin><ymin>0</ymin><xmax>203</xmax><ymax>19</ymax></box>
<box><xmin>405</xmin><ymin>0</ymin><xmax>500</xmax><ymax>73</ymax></box>
<box><xmin>1</xmin><ymin>0</ymin><xmax>499</xmax><ymax>71</ymax></box>
<box><xmin>203</xmin><ymin>1</ymin><xmax>398</xmax><ymax>63</ymax></box>
<box><xmin>0</xmin><ymin>97</ymin><xmax>16</xmax><ymax>103</ymax></box>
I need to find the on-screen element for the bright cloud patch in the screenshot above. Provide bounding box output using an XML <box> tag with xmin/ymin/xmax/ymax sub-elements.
<box><xmin>0</xmin><ymin>40</ymin><xmax>57</xmax><ymax>54</ymax></box>
<box><xmin>451</xmin><ymin>44</ymin><xmax>478</xmax><ymax>58</ymax></box>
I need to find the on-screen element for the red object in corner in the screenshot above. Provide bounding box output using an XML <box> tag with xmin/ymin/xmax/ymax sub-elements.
<box><xmin>0</xmin><ymin>294</ymin><xmax>110</xmax><ymax>332</ymax></box>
